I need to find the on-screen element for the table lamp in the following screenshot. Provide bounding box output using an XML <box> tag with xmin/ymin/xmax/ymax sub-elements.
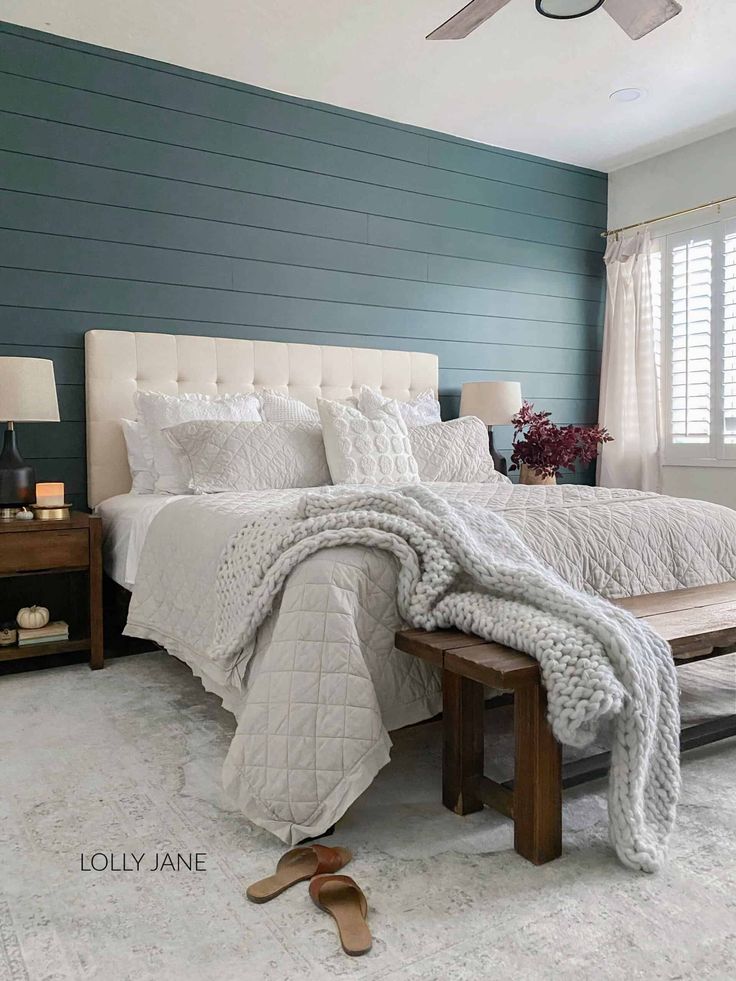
<box><xmin>459</xmin><ymin>381</ymin><xmax>522</xmax><ymax>476</ymax></box>
<box><xmin>0</xmin><ymin>358</ymin><xmax>60</xmax><ymax>517</ymax></box>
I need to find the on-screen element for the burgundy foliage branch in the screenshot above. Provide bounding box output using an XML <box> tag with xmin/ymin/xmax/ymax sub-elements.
<box><xmin>509</xmin><ymin>401</ymin><xmax>613</xmax><ymax>478</ymax></box>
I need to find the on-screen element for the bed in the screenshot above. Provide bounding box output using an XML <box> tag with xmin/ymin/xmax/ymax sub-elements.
<box><xmin>86</xmin><ymin>329</ymin><xmax>736</xmax><ymax>844</ymax></box>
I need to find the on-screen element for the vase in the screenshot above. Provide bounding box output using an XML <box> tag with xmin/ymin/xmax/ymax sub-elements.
<box><xmin>519</xmin><ymin>464</ymin><xmax>557</xmax><ymax>486</ymax></box>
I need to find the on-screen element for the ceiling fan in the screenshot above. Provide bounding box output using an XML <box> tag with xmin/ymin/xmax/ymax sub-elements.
<box><xmin>427</xmin><ymin>0</ymin><xmax>682</xmax><ymax>41</ymax></box>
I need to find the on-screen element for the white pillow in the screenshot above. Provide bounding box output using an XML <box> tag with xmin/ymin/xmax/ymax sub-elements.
<box><xmin>135</xmin><ymin>391</ymin><xmax>262</xmax><ymax>494</ymax></box>
<box><xmin>121</xmin><ymin>418</ymin><xmax>156</xmax><ymax>494</ymax></box>
<box><xmin>164</xmin><ymin>420</ymin><xmax>331</xmax><ymax>492</ymax></box>
<box><xmin>258</xmin><ymin>390</ymin><xmax>319</xmax><ymax>423</ymax></box>
<box><xmin>409</xmin><ymin>417</ymin><xmax>510</xmax><ymax>483</ymax></box>
<box><xmin>317</xmin><ymin>398</ymin><xmax>419</xmax><ymax>485</ymax></box>
<box><xmin>258</xmin><ymin>389</ymin><xmax>357</xmax><ymax>423</ymax></box>
<box><xmin>358</xmin><ymin>386</ymin><xmax>441</xmax><ymax>427</ymax></box>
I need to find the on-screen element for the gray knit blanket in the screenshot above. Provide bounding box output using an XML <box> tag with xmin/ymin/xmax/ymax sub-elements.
<box><xmin>128</xmin><ymin>484</ymin><xmax>682</xmax><ymax>871</ymax></box>
<box><xmin>217</xmin><ymin>485</ymin><xmax>681</xmax><ymax>872</ymax></box>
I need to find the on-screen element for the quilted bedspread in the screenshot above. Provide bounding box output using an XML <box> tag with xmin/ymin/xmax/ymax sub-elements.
<box><xmin>125</xmin><ymin>483</ymin><xmax>736</xmax><ymax>842</ymax></box>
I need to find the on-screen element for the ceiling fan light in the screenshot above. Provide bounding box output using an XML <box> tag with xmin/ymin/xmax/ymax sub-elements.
<box><xmin>535</xmin><ymin>0</ymin><xmax>605</xmax><ymax>18</ymax></box>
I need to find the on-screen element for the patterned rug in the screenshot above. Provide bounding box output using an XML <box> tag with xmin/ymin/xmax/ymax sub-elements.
<box><xmin>1</xmin><ymin>651</ymin><xmax>734</xmax><ymax>980</ymax></box>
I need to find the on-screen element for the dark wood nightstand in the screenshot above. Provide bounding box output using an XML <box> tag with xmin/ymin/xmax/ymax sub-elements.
<box><xmin>0</xmin><ymin>512</ymin><xmax>103</xmax><ymax>670</ymax></box>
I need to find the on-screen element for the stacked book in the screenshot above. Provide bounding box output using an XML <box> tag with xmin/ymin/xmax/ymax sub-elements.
<box><xmin>17</xmin><ymin>621</ymin><xmax>69</xmax><ymax>647</ymax></box>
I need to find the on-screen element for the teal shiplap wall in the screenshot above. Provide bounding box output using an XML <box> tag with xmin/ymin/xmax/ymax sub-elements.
<box><xmin>0</xmin><ymin>23</ymin><xmax>607</xmax><ymax>509</ymax></box>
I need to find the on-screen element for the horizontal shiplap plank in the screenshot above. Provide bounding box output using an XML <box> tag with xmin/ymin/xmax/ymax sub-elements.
<box><xmin>369</xmin><ymin>216</ymin><xmax>603</xmax><ymax>277</ymax></box>
<box><xmin>0</xmin><ymin>114</ymin><xmax>603</xmax><ymax>252</ymax></box>
<box><xmin>437</xmin><ymin>368</ymin><xmax>597</xmax><ymax>399</ymax></box>
<box><xmin>0</xmin><ymin>28</ymin><xmax>432</xmax><ymax>167</ymax></box>
<box><xmin>23</xmin><ymin>456</ymin><xmax>86</xmax><ymax>495</ymax></box>
<box><xmin>0</xmin><ymin>165</ymin><xmax>602</xmax><ymax>282</ymax></box>
<box><xmin>0</xmin><ymin>272</ymin><xmax>603</xmax><ymax>351</ymax></box>
<box><xmin>0</xmin><ymin>74</ymin><xmax>607</xmax><ymax>228</ymax></box>
<box><xmin>428</xmin><ymin>254</ymin><xmax>604</xmax><ymax>303</ymax></box>
<box><xmin>428</xmin><ymin>140</ymin><xmax>606</xmax><ymax>204</ymax></box>
<box><xmin>14</xmin><ymin>420</ymin><xmax>84</xmax><ymax>458</ymax></box>
<box><xmin>0</xmin><ymin>191</ymin><xmax>427</xmax><ymax>283</ymax></box>
<box><xmin>0</xmin><ymin>26</ymin><xmax>606</xmax><ymax>202</ymax></box>
<box><xmin>1</xmin><ymin>308</ymin><xmax>603</xmax><ymax>358</ymax></box>
<box><xmin>0</xmin><ymin>152</ymin><xmax>368</xmax><ymax>244</ymax></box>
<box><xmin>1</xmin><ymin>297</ymin><xmax>599</xmax><ymax>379</ymax></box>
<box><xmin>0</xmin><ymin>230</ymin><xmax>603</xmax><ymax>325</ymax></box>
<box><xmin>56</xmin><ymin>385</ymin><xmax>85</xmax><ymax>421</ymax></box>
<box><xmin>0</xmin><ymin>191</ymin><xmax>604</xmax><ymax>301</ymax></box>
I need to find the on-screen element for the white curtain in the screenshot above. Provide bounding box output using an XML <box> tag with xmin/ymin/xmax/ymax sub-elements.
<box><xmin>597</xmin><ymin>229</ymin><xmax>661</xmax><ymax>492</ymax></box>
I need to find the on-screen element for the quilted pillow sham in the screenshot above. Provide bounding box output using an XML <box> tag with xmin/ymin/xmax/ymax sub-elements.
<box><xmin>409</xmin><ymin>417</ymin><xmax>510</xmax><ymax>483</ymax></box>
<box><xmin>358</xmin><ymin>386</ymin><xmax>441</xmax><ymax>427</ymax></box>
<box><xmin>317</xmin><ymin>398</ymin><xmax>420</xmax><ymax>485</ymax></box>
<box><xmin>135</xmin><ymin>391</ymin><xmax>262</xmax><ymax>495</ymax></box>
<box><xmin>164</xmin><ymin>420</ymin><xmax>331</xmax><ymax>492</ymax></box>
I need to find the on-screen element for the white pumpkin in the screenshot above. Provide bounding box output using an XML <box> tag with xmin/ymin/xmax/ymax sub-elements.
<box><xmin>17</xmin><ymin>605</ymin><xmax>50</xmax><ymax>629</ymax></box>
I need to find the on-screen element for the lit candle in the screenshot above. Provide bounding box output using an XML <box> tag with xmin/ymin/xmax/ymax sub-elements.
<box><xmin>36</xmin><ymin>482</ymin><xmax>65</xmax><ymax>507</ymax></box>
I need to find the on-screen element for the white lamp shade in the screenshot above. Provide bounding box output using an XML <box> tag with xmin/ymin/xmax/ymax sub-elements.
<box><xmin>0</xmin><ymin>357</ymin><xmax>60</xmax><ymax>422</ymax></box>
<box><xmin>459</xmin><ymin>381</ymin><xmax>522</xmax><ymax>426</ymax></box>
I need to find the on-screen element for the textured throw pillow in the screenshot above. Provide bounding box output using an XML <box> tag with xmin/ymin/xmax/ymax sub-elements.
<box><xmin>164</xmin><ymin>420</ymin><xmax>331</xmax><ymax>492</ymax></box>
<box><xmin>121</xmin><ymin>418</ymin><xmax>156</xmax><ymax>494</ymax></box>
<box><xmin>135</xmin><ymin>391</ymin><xmax>262</xmax><ymax>494</ymax></box>
<box><xmin>317</xmin><ymin>398</ymin><xmax>419</xmax><ymax>485</ymax></box>
<box><xmin>258</xmin><ymin>390</ymin><xmax>320</xmax><ymax>423</ymax></box>
<box><xmin>358</xmin><ymin>386</ymin><xmax>441</xmax><ymax>427</ymax></box>
<box><xmin>409</xmin><ymin>417</ymin><xmax>510</xmax><ymax>483</ymax></box>
<box><xmin>258</xmin><ymin>390</ymin><xmax>358</xmax><ymax>423</ymax></box>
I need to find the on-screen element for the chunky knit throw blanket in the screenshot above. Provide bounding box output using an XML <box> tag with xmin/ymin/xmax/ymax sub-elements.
<box><xmin>209</xmin><ymin>484</ymin><xmax>681</xmax><ymax>872</ymax></box>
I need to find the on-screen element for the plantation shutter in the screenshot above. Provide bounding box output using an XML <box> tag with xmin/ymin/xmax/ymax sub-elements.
<box><xmin>650</xmin><ymin>248</ymin><xmax>663</xmax><ymax>389</ymax></box>
<box><xmin>670</xmin><ymin>234</ymin><xmax>712</xmax><ymax>445</ymax></box>
<box><xmin>724</xmin><ymin>231</ymin><xmax>736</xmax><ymax>453</ymax></box>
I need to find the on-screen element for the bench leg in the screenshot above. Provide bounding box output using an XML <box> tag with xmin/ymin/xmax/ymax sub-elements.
<box><xmin>513</xmin><ymin>682</ymin><xmax>562</xmax><ymax>864</ymax></box>
<box><xmin>442</xmin><ymin>669</ymin><xmax>484</xmax><ymax>815</ymax></box>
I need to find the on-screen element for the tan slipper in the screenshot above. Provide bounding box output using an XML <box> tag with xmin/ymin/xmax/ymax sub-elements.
<box><xmin>246</xmin><ymin>844</ymin><xmax>351</xmax><ymax>903</ymax></box>
<box><xmin>309</xmin><ymin>874</ymin><xmax>372</xmax><ymax>957</ymax></box>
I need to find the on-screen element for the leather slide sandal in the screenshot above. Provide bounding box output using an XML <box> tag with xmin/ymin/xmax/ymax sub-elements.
<box><xmin>309</xmin><ymin>874</ymin><xmax>372</xmax><ymax>957</ymax></box>
<box><xmin>246</xmin><ymin>844</ymin><xmax>351</xmax><ymax>903</ymax></box>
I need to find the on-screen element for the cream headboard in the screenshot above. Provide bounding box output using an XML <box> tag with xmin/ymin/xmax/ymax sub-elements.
<box><xmin>85</xmin><ymin>329</ymin><xmax>439</xmax><ymax>507</ymax></box>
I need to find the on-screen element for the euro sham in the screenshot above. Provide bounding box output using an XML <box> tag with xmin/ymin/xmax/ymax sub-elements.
<box><xmin>135</xmin><ymin>390</ymin><xmax>262</xmax><ymax>495</ymax></box>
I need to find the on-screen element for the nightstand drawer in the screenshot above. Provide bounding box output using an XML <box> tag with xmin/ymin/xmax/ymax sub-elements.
<box><xmin>0</xmin><ymin>529</ymin><xmax>89</xmax><ymax>574</ymax></box>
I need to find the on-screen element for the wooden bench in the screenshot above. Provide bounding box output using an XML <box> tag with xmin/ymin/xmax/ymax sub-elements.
<box><xmin>395</xmin><ymin>582</ymin><xmax>736</xmax><ymax>865</ymax></box>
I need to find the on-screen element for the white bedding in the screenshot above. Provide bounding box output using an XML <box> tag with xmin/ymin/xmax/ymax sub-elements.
<box><xmin>122</xmin><ymin>482</ymin><xmax>736</xmax><ymax>843</ymax></box>
<box><xmin>96</xmin><ymin>494</ymin><xmax>180</xmax><ymax>589</ymax></box>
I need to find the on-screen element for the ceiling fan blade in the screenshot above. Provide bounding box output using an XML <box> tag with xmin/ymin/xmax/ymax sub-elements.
<box><xmin>603</xmin><ymin>0</ymin><xmax>682</xmax><ymax>40</ymax></box>
<box><xmin>427</xmin><ymin>0</ymin><xmax>514</xmax><ymax>40</ymax></box>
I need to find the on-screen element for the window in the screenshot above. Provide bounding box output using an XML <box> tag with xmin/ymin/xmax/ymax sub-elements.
<box><xmin>654</xmin><ymin>217</ymin><xmax>736</xmax><ymax>464</ymax></box>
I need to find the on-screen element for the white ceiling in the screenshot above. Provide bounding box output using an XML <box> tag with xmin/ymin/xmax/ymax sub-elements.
<box><xmin>3</xmin><ymin>0</ymin><xmax>736</xmax><ymax>171</ymax></box>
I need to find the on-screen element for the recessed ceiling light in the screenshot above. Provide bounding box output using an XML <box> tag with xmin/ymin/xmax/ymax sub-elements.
<box><xmin>610</xmin><ymin>87</ymin><xmax>646</xmax><ymax>103</ymax></box>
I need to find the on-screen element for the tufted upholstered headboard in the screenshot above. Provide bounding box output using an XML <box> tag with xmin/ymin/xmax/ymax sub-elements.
<box><xmin>84</xmin><ymin>330</ymin><xmax>439</xmax><ymax>507</ymax></box>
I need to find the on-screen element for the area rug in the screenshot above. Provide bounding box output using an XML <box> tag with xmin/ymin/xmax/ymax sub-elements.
<box><xmin>0</xmin><ymin>652</ymin><xmax>734</xmax><ymax>980</ymax></box>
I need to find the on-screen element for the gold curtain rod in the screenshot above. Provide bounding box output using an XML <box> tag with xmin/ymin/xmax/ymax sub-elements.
<box><xmin>602</xmin><ymin>192</ymin><xmax>736</xmax><ymax>239</ymax></box>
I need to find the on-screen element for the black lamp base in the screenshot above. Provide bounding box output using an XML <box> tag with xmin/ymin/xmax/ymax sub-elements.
<box><xmin>488</xmin><ymin>427</ymin><xmax>507</xmax><ymax>476</ymax></box>
<box><xmin>0</xmin><ymin>426</ymin><xmax>35</xmax><ymax>508</ymax></box>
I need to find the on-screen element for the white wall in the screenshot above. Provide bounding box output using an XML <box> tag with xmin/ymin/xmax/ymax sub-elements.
<box><xmin>608</xmin><ymin>127</ymin><xmax>736</xmax><ymax>229</ymax></box>
<box><xmin>609</xmin><ymin>127</ymin><xmax>736</xmax><ymax>511</ymax></box>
